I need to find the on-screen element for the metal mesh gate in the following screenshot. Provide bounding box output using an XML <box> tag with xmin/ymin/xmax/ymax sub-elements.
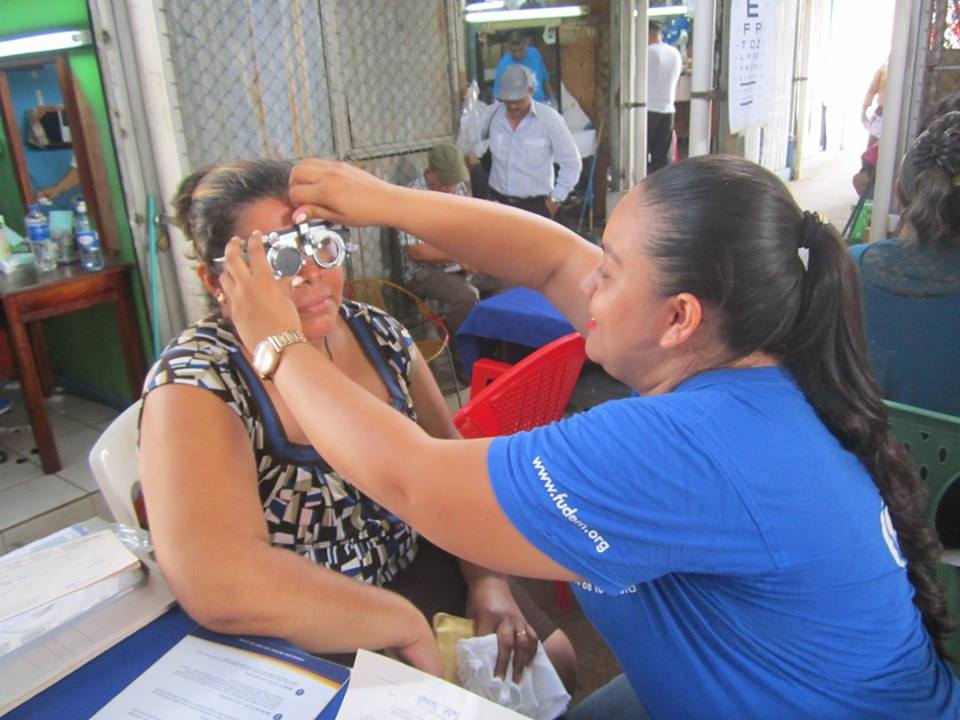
<box><xmin>164</xmin><ymin>0</ymin><xmax>336</xmax><ymax>164</ymax></box>
<box><xmin>323</xmin><ymin>0</ymin><xmax>461</xmax><ymax>159</ymax></box>
<box><xmin>161</xmin><ymin>0</ymin><xmax>463</xmax><ymax>280</ymax></box>
<box><xmin>924</xmin><ymin>0</ymin><xmax>960</xmax><ymax>119</ymax></box>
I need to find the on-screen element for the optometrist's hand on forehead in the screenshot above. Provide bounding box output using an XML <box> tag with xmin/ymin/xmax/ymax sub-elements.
<box><xmin>217</xmin><ymin>232</ymin><xmax>304</xmax><ymax>354</ymax></box>
<box><xmin>289</xmin><ymin>159</ymin><xmax>402</xmax><ymax>228</ymax></box>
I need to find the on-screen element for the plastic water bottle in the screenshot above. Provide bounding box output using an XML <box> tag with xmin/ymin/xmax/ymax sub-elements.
<box><xmin>25</xmin><ymin>204</ymin><xmax>57</xmax><ymax>272</ymax></box>
<box><xmin>75</xmin><ymin>200</ymin><xmax>104</xmax><ymax>271</ymax></box>
<box><xmin>0</xmin><ymin>215</ymin><xmax>11</xmax><ymax>262</ymax></box>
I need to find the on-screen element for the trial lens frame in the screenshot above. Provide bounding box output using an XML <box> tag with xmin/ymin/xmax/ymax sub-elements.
<box><xmin>214</xmin><ymin>221</ymin><xmax>357</xmax><ymax>278</ymax></box>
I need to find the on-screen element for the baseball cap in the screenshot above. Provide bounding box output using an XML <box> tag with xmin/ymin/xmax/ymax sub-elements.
<box><xmin>427</xmin><ymin>144</ymin><xmax>469</xmax><ymax>185</ymax></box>
<box><xmin>497</xmin><ymin>64</ymin><xmax>533</xmax><ymax>102</ymax></box>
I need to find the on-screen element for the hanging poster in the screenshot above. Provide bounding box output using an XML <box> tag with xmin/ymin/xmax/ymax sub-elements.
<box><xmin>728</xmin><ymin>0</ymin><xmax>779</xmax><ymax>132</ymax></box>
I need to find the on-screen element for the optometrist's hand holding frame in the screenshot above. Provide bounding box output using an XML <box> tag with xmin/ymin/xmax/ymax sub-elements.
<box><xmin>215</xmin><ymin>220</ymin><xmax>357</xmax><ymax>278</ymax></box>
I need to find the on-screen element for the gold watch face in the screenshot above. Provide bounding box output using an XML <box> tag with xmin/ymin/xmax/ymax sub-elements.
<box><xmin>252</xmin><ymin>340</ymin><xmax>279</xmax><ymax>378</ymax></box>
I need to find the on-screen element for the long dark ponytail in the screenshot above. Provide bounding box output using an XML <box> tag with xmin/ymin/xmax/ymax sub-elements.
<box><xmin>641</xmin><ymin>155</ymin><xmax>953</xmax><ymax>657</ymax></box>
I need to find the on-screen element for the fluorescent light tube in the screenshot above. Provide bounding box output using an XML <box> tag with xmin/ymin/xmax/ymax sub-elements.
<box><xmin>465</xmin><ymin>5</ymin><xmax>588</xmax><ymax>23</ymax></box>
<box><xmin>646</xmin><ymin>5</ymin><xmax>689</xmax><ymax>17</ymax></box>
<box><xmin>466</xmin><ymin>1</ymin><xmax>506</xmax><ymax>10</ymax></box>
<box><xmin>0</xmin><ymin>29</ymin><xmax>93</xmax><ymax>59</ymax></box>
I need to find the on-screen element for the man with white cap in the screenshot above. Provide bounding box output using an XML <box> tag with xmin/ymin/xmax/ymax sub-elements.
<box><xmin>481</xmin><ymin>64</ymin><xmax>581</xmax><ymax>220</ymax></box>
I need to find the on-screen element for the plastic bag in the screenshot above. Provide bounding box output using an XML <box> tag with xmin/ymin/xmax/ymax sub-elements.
<box><xmin>457</xmin><ymin>80</ymin><xmax>489</xmax><ymax>158</ymax></box>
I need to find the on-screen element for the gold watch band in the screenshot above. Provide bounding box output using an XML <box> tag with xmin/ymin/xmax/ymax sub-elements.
<box><xmin>267</xmin><ymin>330</ymin><xmax>307</xmax><ymax>354</ymax></box>
<box><xmin>254</xmin><ymin>330</ymin><xmax>307</xmax><ymax>379</ymax></box>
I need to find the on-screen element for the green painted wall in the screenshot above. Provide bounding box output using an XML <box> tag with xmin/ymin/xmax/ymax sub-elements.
<box><xmin>0</xmin><ymin>0</ymin><xmax>149</xmax><ymax>406</ymax></box>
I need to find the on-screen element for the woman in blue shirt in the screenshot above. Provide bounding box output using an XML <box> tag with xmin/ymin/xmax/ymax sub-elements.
<box><xmin>217</xmin><ymin>155</ymin><xmax>959</xmax><ymax>718</ymax></box>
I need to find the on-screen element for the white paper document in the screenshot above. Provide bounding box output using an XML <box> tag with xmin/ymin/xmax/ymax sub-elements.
<box><xmin>93</xmin><ymin>629</ymin><xmax>348</xmax><ymax>720</ymax></box>
<box><xmin>0</xmin><ymin>560</ymin><xmax>175</xmax><ymax>715</ymax></box>
<box><xmin>0</xmin><ymin>529</ymin><xmax>140</xmax><ymax>623</ymax></box>
<box><xmin>337</xmin><ymin>649</ymin><xmax>525</xmax><ymax>720</ymax></box>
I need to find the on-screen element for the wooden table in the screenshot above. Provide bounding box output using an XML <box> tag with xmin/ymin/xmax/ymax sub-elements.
<box><xmin>0</xmin><ymin>259</ymin><xmax>146</xmax><ymax>473</ymax></box>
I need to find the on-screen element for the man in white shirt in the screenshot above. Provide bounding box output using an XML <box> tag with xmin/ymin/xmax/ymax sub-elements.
<box><xmin>481</xmin><ymin>65</ymin><xmax>581</xmax><ymax>220</ymax></box>
<box><xmin>647</xmin><ymin>21</ymin><xmax>683</xmax><ymax>172</ymax></box>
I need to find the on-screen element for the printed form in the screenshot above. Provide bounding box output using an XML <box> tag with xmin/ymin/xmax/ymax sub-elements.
<box><xmin>0</xmin><ymin>529</ymin><xmax>139</xmax><ymax>623</ymax></box>
<box><xmin>92</xmin><ymin>628</ymin><xmax>347</xmax><ymax>720</ymax></box>
<box><xmin>337</xmin><ymin>650</ymin><xmax>524</xmax><ymax>720</ymax></box>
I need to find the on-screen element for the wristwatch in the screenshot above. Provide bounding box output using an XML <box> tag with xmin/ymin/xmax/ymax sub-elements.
<box><xmin>252</xmin><ymin>330</ymin><xmax>307</xmax><ymax>379</ymax></box>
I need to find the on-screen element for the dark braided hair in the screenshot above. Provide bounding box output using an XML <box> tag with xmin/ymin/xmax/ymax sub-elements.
<box><xmin>639</xmin><ymin>155</ymin><xmax>954</xmax><ymax>657</ymax></box>
<box><xmin>899</xmin><ymin>111</ymin><xmax>960</xmax><ymax>247</ymax></box>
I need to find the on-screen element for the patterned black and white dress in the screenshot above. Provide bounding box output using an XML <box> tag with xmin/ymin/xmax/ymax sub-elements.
<box><xmin>142</xmin><ymin>300</ymin><xmax>419</xmax><ymax>586</ymax></box>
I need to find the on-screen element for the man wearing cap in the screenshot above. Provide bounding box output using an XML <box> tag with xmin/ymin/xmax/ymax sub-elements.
<box><xmin>398</xmin><ymin>144</ymin><xmax>481</xmax><ymax>334</ymax></box>
<box><xmin>481</xmin><ymin>64</ymin><xmax>581</xmax><ymax>220</ymax></box>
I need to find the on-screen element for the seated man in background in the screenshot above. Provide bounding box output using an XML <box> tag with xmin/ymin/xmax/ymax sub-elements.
<box><xmin>402</xmin><ymin>145</ymin><xmax>511</xmax><ymax>323</ymax></box>
<box><xmin>399</xmin><ymin>144</ymin><xmax>479</xmax><ymax>335</ymax></box>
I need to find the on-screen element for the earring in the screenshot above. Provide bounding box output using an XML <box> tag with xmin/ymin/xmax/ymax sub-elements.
<box><xmin>215</xmin><ymin>291</ymin><xmax>226</xmax><ymax>304</ymax></box>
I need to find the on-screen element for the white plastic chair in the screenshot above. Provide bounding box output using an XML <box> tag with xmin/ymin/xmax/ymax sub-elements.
<box><xmin>88</xmin><ymin>399</ymin><xmax>143</xmax><ymax>528</ymax></box>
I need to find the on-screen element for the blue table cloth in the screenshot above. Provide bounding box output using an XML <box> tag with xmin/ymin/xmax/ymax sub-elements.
<box><xmin>454</xmin><ymin>287</ymin><xmax>575</xmax><ymax>373</ymax></box>
<box><xmin>8</xmin><ymin>606</ymin><xmax>347</xmax><ymax>719</ymax></box>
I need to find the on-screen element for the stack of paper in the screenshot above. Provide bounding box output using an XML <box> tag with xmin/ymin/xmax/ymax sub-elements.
<box><xmin>0</xmin><ymin>530</ymin><xmax>142</xmax><ymax>630</ymax></box>
<box><xmin>0</xmin><ymin>529</ymin><xmax>174</xmax><ymax>714</ymax></box>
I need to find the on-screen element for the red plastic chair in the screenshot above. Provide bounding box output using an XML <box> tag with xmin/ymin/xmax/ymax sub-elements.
<box><xmin>454</xmin><ymin>332</ymin><xmax>587</xmax><ymax>437</ymax></box>
<box><xmin>453</xmin><ymin>332</ymin><xmax>587</xmax><ymax>610</ymax></box>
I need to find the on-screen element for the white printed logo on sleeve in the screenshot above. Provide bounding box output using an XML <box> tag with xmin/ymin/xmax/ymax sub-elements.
<box><xmin>532</xmin><ymin>455</ymin><xmax>611</xmax><ymax>554</ymax></box>
<box><xmin>880</xmin><ymin>502</ymin><xmax>907</xmax><ymax>568</ymax></box>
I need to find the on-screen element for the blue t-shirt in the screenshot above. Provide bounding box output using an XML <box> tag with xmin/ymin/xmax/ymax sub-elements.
<box><xmin>489</xmin><ymin>367</ymin><xmax>959</xmax><ymax>718</ymax></box>
<box><xmin>493</xmin><ymin>47</ymin><xmax>550</xmax><ymax>102</ymax></box>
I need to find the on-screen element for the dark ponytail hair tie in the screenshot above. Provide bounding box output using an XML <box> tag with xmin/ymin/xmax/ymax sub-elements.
<box><xmin>796</xmin><ymin>210</ymin><xmax>826</xmax><ymax>271</ymax></box>
<box><xmin>799</xmin><ymin>210</ymin><xmax>826</xmax><ymax>249</ymax></box>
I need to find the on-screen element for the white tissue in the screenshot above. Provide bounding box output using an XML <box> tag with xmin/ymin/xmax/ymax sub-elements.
<box><xmin>456</xmin><ymin>634</ymin><xmax>570</xmax><ymax>720</ymax></box>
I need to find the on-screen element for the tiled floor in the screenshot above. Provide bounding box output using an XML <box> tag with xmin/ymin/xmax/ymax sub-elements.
<box><xmin>0</xmin><ymin>382</ymin><xmax>117</xmax><ymax>555</ymax></box>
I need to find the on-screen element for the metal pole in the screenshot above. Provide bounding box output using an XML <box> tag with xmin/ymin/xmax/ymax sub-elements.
<box><xmin>790</xmin><ymin>0</ymin><xmax>814</xmax><ymax>179</ymax></box>
<box><xmin>869</xmin><ymin>0</ymin><xmax>911</xmax><ymax>242</ymax></box>
<box><xmin>127</xmin><ymin>0</ymin><xmax>204</xmax><ymax>323</ymax></box>
<box><xmin>688</xmin><ymin>0</ymin><xmax>716</xmax><ymax>157</ymax></box>
<box><xmin>619</xmin><ymin>0</ymin><xmax>637</xmax><ymax>189</ymax></box>
<box><xmin>634</xmin><ymin>1</ymin><xmax>649</xmax><ymax>183</ymax></box>
<box><xmin>555</xmin><ymin>26</ymin><xmax>563</xmax><ymax>114</ymax></box>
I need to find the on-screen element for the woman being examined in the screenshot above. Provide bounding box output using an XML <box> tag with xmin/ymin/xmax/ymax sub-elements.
<box><xmin>217</xmin><ymin>154</ymin><xmax>959</xmax><ymax>718</ymax></box>
<box><xmin>849</xmin><ymin>110</ymin><xmax>960</xmax><ymax>417</ymax></box>
<box><xmin>138</xmin><ymin>160</ymin><xmax>575</xmax><ymax>684</ymax></box>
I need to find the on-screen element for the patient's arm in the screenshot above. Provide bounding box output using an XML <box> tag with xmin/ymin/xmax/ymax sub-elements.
<box><xmin>139</xmin><ymin>383</ymin><xmax>441</xmax><ymax>674</ymax></box>
<box><xmin>406</xmin><ymin>350</ymin><xmax>546</xmax><ymax>679</ymax></box>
